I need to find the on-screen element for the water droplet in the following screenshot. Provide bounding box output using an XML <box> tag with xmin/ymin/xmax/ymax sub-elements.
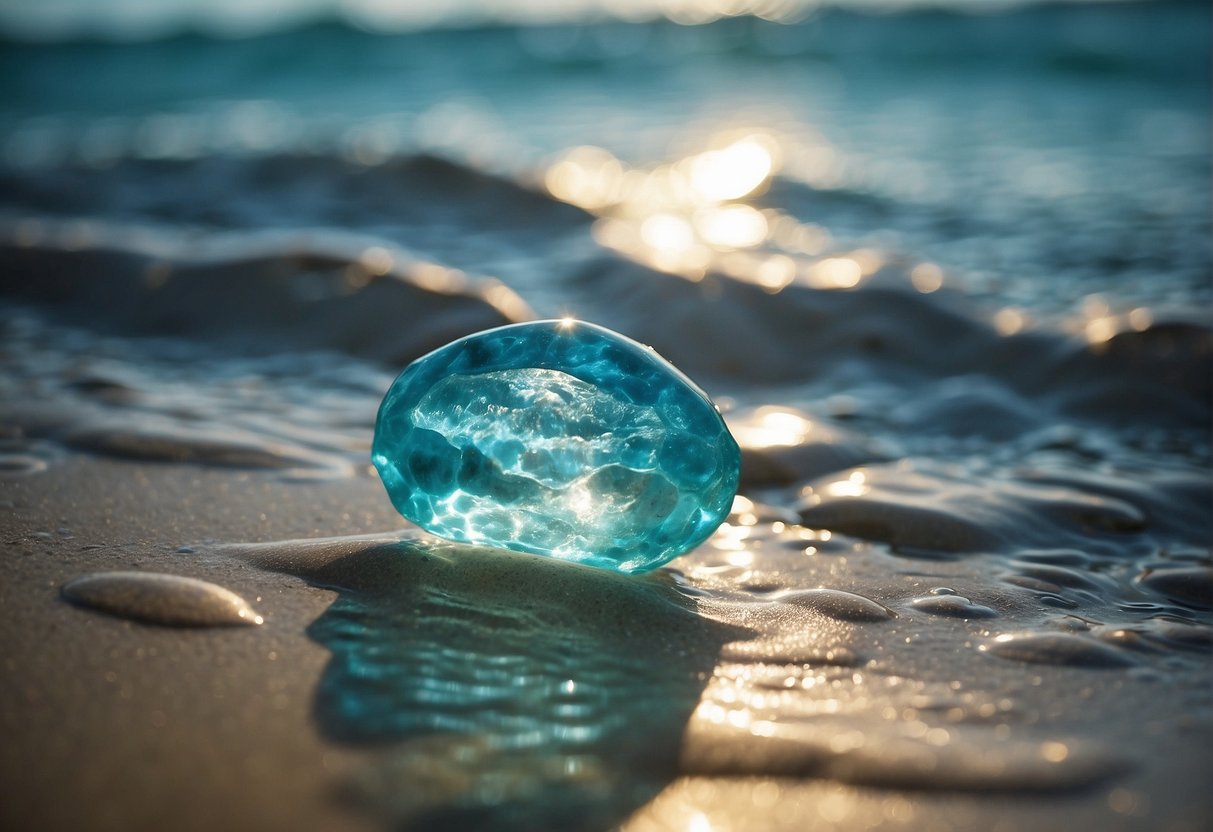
<box><xmin>911</xmin><ymin>595</ymin><xmax>998</xmax><ymax>619</ymax></box>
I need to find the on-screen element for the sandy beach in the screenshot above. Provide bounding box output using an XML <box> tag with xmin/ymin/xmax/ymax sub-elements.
<box><xmin>4</xmin><ymin>448</ymin><xmax>1210</xmax><ymax>830</ymax></box>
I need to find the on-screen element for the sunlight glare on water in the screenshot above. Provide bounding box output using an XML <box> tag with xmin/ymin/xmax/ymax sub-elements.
<box><xmin>689</xmin><ymin>136</ymin><xmax>776</xmax><ymax>202</ymax></box>
<box><xmin>731</xmin><ymin>408</ymin><xmax>814</xmax><ymax>448</ymax></box>
<box><xmin>542</xmin><ymin>131</ymin><xmax>873</xmax><ymax>287</ymax></box>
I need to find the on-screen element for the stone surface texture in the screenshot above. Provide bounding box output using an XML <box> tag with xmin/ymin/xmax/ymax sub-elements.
<box><xmin>372</xmin><ymin>320</ymin><xmax>740</xmax><ymax>572</ymax></box>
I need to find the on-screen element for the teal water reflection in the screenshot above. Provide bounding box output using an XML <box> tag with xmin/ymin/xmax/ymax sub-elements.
<box><xmin>303</xmin><ymin>538</ymin><xmax>747</xmax><ymax>831</ymax></box>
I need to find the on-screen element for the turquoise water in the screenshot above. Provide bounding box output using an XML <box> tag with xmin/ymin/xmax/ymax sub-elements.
<box><xmin>1</xmin><ymin>2</ymin><xmax>1209</xmax><ymax>317</ymax></box>
<box><xmin>300</xmin><ymin>537</ymin><xmax>741</xmax><ymax>831</ymax></box>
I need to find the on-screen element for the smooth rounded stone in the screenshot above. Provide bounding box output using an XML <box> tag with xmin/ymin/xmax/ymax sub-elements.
<box><xmin>1137</xmin><ymin>566</ymin><xmax>1213</xmax><ymax>606</ymax></box>
<box><xmin>61</xmin><ymin>571</ymin><xmax>263</xmax><ymax>627</ymax></box>
<box><xmin>680</xmin><ymin>718</ymin><xmax>1128</xmax><ymax>792</ymax></box>
<box><xmin>1141</xmin><ymin>618</ymin><xmax>1213</xmax><ymax>652</ymax></box>
<box><xmin>1006</xmin><ymin>561</ymin><xmax>1106</xmax><ymax>592</ymax></box>
<box><xmin>0</xmin><ymin>453</ymin><xmax>49</xmax><ymax>476</ymax></box>
<box><xmin>980</xmin><ymin>632</ymin><xmax>1135</xmax><ymax>669</ymax></box>
<box><xmin>766</xmin><ymin>588</ymin><xmax>895</xmax><ymax>622</ymax></box>
<box><xmin>372</xmin><ymin>320</ymin><xmax>741</xmax><ymax>573</ymax></box>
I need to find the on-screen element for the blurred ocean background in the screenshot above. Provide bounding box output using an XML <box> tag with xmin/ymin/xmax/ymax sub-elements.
<box><xmin>1</xmin><ymin>0</ymin><xmax>1209</xmax><ymax>320</ymax></box>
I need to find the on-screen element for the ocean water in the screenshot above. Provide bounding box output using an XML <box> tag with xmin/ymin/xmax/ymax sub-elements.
<box><xmin>1</xmin><ymin>1</ymin><xmax>1210</xmax><ymax>830</ymax></box>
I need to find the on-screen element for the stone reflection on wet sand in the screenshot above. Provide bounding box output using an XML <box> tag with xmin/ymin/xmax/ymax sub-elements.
<box><xmin>223</xmin><ymin>533</ymin><xmax>748</xmax><ymax>831</ymax></box>
<box><xmin>198</xmin><ymin>503</ymin><xmax>1193</xmax><ymax>830</ymax></box>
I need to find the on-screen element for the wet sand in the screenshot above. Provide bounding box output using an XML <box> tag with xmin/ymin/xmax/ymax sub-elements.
<box><xmin>2</xmin><ymin>446</ymin><xmax>1209</xmax><ymax>831</ymax></box>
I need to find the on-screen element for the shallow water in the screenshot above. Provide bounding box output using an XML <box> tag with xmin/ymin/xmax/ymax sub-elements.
<box><xmin>211</xmin><ymin>530</ymin><xmax>1149</xmax><ymax>827</ymax></box>
<box><xmin>2</xmin><ymin>1</ymin><xmax>1211</xmax><ymax>829</ymax></box>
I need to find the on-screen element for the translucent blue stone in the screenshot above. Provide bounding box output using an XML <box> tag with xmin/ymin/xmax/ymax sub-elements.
<box><xmin>372</xmin><ymin>320</ymin><xmax>741</xmax><ymax>573</ymax></box>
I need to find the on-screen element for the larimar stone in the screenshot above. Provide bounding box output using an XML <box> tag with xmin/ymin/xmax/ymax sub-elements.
<box><xmin>372</xmin><ymin>320</ymin><xmax>741</xmax><ymax>573</ymax></box>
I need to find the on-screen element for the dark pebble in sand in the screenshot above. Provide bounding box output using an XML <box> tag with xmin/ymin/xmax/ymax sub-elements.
<box><xmin>799</xmin><ymin>499</ymin><xmax>1000</xmax><ymax>554</ymax></box>
<box><xmin>61</xmin><ymin>571</ymin><xmax>263</xmax><ymax>627</ymax></box>
<box><xmin>1007</xmin><ymin>562</ymin><xmax>1106</xmax><ymax>592</ymax></box>
<box><xmin>738</xmin><ymin>445</ymin><xmax>858</xmax><ymax>489</ymax></box>
<box><xmin>63</xmin><ymin>423</ymin><xmax>334</xmax><ymax>472</ymax></box>
<box><xmin>910</xmin><ymin>595</ymin><xmax>998</xmax><ymax>618</ymax></box>
<box><xmin>1138</xmin><ymin>567</ymin><xmax>1213</xmax><ymax>607</ymax></box>
<box><xmin>1142</xmin><ymin>619</ymin><xmax>1213</xmax><ymax>652</ymax></box>
<box><xmin>982</xmin><ymin>632</ymin><xmax>1135</xmax><ymax>669</ymax></box>
<box><xmin>1030</xmin><ymin>493</ymin><xmax>1147</xmax><ymax>533</ymax></box>
<box><xmin>66</xmin><ymin>375</ymin><xmax>139</xmax><ymax>404</ymax></box>
<box><xmin>1000</xmin><ymin>574</ymin><xmax>1063</xmax><ymax>594</ymax></box>
<box><xmin>0</xmin><ymin>454</ymin><xmax>49</xmax><ymax>476</ymax></box>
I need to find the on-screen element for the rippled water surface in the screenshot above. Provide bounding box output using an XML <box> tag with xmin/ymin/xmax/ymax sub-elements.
<box><xmin>1</xmin><ymin>1</ymin><xmax>1210</xmax><ymax>830</ymax></box>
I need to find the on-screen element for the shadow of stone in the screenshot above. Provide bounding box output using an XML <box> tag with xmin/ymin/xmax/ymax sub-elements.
<box><xmin>293</xmin><ymin>537</ymin><xmax>749</xmax><ymax>832</ymax></box>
